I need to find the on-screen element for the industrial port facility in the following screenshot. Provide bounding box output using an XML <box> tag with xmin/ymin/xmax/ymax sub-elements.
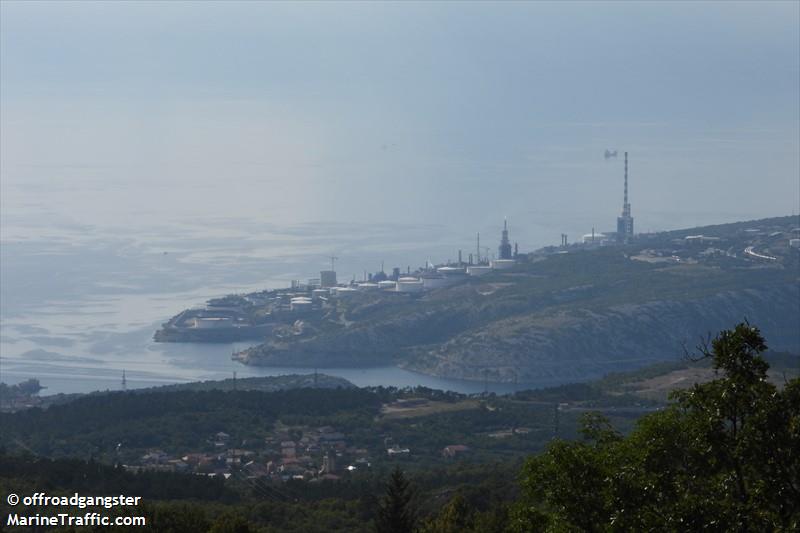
<box><xmin>154</xmin><ymin>152</ymin><xmax>638</xmax><ymax>343</ymax></box>
<box><xmin>154</xmin><ymin>153</ymin><xmax>798</xmax><ymax>357</ymax></box>
<box><xmin>154</xmin><ymin>217</ymin><xmax>525</xmax><ymax>343</ymax></box>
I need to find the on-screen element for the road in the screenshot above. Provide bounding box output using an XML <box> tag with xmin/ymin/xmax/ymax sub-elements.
<box><xmin>744</xmin><ymin>246</ymin><xmax>777</xmax><ymax>261</ymax></box>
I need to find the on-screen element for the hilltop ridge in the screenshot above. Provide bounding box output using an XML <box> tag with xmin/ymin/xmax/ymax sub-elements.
<box><xmin>159</xmin><ymin>216</ymin><xmax>800</xmax><ymax>383</ymax></box>
<box><xmin>237</xmin><ymin>217</ymin><xmax>800</xmax><ymax>382</ymax></box>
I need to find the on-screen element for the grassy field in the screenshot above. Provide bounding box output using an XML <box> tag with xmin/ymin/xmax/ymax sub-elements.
<box><xmin>380</xmin><ymin>398</ymin><xmax>481</xmax><ymax>419</ymax></box>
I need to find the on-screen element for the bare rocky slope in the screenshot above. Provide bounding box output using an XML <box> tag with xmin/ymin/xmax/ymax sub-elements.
<box><xmin>401</xmin><ymin>284</ymin><xmax>799</xmax><ymax>382</ymax></box>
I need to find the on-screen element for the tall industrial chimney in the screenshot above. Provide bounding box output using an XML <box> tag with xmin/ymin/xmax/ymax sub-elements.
<box><xmin>616</xmin><ymin>151</ymin><xmax>634</xmax><ymax>243</ymax></box>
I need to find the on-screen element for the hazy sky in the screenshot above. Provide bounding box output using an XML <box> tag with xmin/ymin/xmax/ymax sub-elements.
<box><xmin>2</xmin><ymin>1</ymin><xmax>798</xmax><ymax>248</ymax></box>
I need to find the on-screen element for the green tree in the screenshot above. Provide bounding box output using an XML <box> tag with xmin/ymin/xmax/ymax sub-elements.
<box><xmin>375</xmin><ymin>467</ymin><xmax>417</xmax><ymax>533</ymax></box>
<box><xmin>471</xmin><ymin>504</ymin><xmax>511</xmax><ymax>533</ymax></box>
<box><xmin>208</xmin><ymin>512</ymin><xmax>254</xmax><ymax>533</ymax></box>
<box><xmin>419</xmin><ymin>494</ymin><xmax>473</xmax><ymax>533</ymax></box>
<box><xmin>513</xmin><ymin>322</ymin><xmax>800</xmax><ymax>532</ymax></box>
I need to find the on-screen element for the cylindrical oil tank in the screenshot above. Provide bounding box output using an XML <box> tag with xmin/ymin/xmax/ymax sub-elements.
<box><xmin>582</xmin><ymin>233</ymin><xmax>607</xmax><ymax>243</ymax></box>
<box><xmin>437</xmin><ymin>266</ymin><xmax>467</xmax><ymax>284</ymax></box>
<box><xmin>290</xmin><ymin>297</ymin><xmax>313</xmax><ymax>311</ymax></box>
<box><xmin>436</xmin><ymin>266</ymin><xmax>465</xmax><ymax>275</ymax></box>
<box><xmin>193</xmin><ymin>317</ymin><xmax>233</xmax><ymax>328</ymax></box>
<box><xmin>466</xmin><ymin>265</ymin><xmax>493</xmax><ymax>276</ymax></box>
<box><xmin>334</xmin><ymin>287</ymin><xmax>358</xmax><ymax>297</ymax></box>
<box><xmin>421</xmin><ymin>275</ymin><xmax>450</xmax><ymax>290</ymax></box>
<box><xmin>490</xmin><ymin>259</ymin><xmax>516</xmax><ymax>270</ymax></box>
<box><xmin>396</xmin><ymin>278</ymin><xmax>424</xmax><ymax>293</ymax></box>
<box><xmin>312</xmin><ymin>289</ymin><xmax>329</xmax><ymax>300</ymax></box>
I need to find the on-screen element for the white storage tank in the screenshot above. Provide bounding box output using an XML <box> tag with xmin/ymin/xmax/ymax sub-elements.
<box><xmin>422</xmin><ymin>275</ymin><xmax>450</xmax><ymax>290</ymax></box>
<box><xmin>490</xmin><ymin>259</ymin><xmax>516</xmax><ymax>270</ymax></box>
<box><xmin>290</xmin><ymin>297</ymin><xmax>313</xmax><ymax>312</ymax></box>
<box><xmin>467</xmin><ymin>265</ymin><xmax>493</xmax><ymax>276</ymax></box>
<box><xmin>582</xmin><ymin>233</ymin><xmax>608</xmax><ymax>244</ymax></box>
<box><xmin>334</xmin><ymin>287</ymin><xmax>358</xmax><ymax>297</ymax></box>
<box><xmin>378</xmin><ymin>280</ymin><xmax>397</xmax><ymax>290</ymax></box>
<box><xmin>436</xmin><ymin>266</ymin><xmax>465</xmax><ymax>275</ymax></box>
<box><xmin>193</xmin><ymin>317</ymin><xmax>233</xmax><ymax>329</ymax></box>
<box><xmin>357</xmin><ymin>283</ymin><xmax>380</xmax><ymax>291</ymax></box>
<box><xmin>396</xmin><ymin>277</ymin><xmax>424</xmax><ymax>293</ymax></box>
<box><xmin>312</xmin><ymin>289</ymin><xmax>329</xmax><ymax>300</ymax></box>
<box><xmin>437</xmin><ymin>266</ymin><xmax>467</xmax><ymax>284</ymax></box>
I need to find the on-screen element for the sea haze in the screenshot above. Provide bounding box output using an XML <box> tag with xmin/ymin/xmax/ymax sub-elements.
<box><xmin>1</xmin><ymin>2</ymin><xmax>798</xmax><ymax>394</ymax></box>
<box><xmin>0</xmin><ymin>197</ymin><xmax>495</xmax><ymax>394</ymax></box>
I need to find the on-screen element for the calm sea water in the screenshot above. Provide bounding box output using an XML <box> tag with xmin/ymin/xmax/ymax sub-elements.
<box><xmin>3</xmin><ymin>2</ymin><xmax>797</xmax><ymax>397</ymax></box>
<box><xmin>0</xmin><ymin>172</ymin><xmax>763</xmax><ymax>396</ymax></box>
<box><xmin>0</xmin><ymin>192</ymin><xmax>554</xmax><ymax>395</ymax></box>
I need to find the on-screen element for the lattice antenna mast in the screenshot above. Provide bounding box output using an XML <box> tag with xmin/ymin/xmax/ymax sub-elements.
<box><xmin>622</xmin><ymin>152</ymin><xmax>630</xmax><ymax>217</ymax></box>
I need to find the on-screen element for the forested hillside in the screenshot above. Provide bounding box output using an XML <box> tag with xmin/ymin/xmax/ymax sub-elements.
<box><xmin>2</xmin><ymin>324</ymin><xmax>797</xmax><ymax>531</ymax></box>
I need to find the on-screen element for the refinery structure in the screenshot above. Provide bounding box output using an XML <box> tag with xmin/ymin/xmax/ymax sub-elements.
<box><xmin>155</xmin><ymin>220</ymin><xmax>522</xmax><ymax>342</ymax></box>
<box><xmin>573</xmin><ymin>151</ymin><xmax>635</xmax><ymax>247</ymax></box>
<box><xmin>156</xmin><ymin>153</ymin><xmax>637</xmax><ymax>342</ymax></box>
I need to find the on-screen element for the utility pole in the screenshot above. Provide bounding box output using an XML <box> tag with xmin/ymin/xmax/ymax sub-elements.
<box><xmin>121</xmin><ymin>369</ymin><xmax>127</xmax><ymax>391</ymax></box>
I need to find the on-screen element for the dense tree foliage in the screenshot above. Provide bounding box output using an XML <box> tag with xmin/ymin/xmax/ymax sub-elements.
<box><xmin>512</xmin><ymin>323</ymin><xmax>800</xmax><ymax>531</ymax></box>
<box><xmin>1</xmin><ymin>384</ymin><xmax>610</xmax><ymax>465</ymax></box>
<box><xmin>0</xmin><ymin>388</ymin><xmax>386</xmax><ymax>459</ymax></box>
<box><xmin>2</xmin><ymin>323</ymin><xmax>796</xmax><ymax>531</ymax></box>
<box><xmin>375</xmin><ymin>467</ymin><xmax>417</xmax><ymax>533</ymax></box>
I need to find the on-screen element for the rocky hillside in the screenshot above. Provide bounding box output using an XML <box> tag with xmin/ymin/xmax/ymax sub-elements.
<box><xmin>403</xmin><ymin>284</ymin><xmax>799</xmax><ymax>382</ymax></box>
<box><xmin>233</xmin><ymin>216</ymin><xmax>799</xmax><ymax>383</ymax></box>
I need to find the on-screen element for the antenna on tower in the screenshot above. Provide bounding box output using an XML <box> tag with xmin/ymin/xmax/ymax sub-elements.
<box><xmin>624</xmin><ymin>151</ymin><xmax>629</xmax><ymax>208</ymax></box>
<box><xmin>329</xmin><ymin>255</ymin><xmax>338</xmax><ymax>271</ymax></box>
<box><xmin>476</xmin><ymin>232</ymin><xmax>481</xmax><ymax>264</ymax></box>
